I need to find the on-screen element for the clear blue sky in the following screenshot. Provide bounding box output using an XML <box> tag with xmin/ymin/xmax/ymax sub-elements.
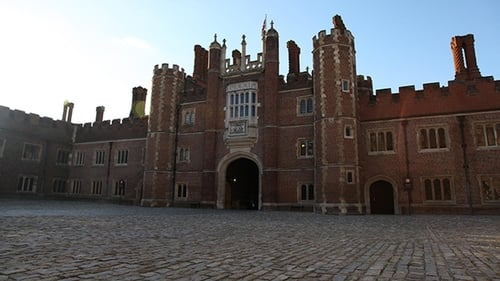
<box><xmin>1</xmin><ymin>0</ymin><xmax>498</xmax><ymax>123</ymax></box>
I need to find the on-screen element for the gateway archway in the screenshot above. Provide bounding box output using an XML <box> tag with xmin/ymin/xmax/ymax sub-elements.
<box><xmin>369</xmin><ymin>180</ymin><xmax>395</xmax><ymax>214</ymax></box>
<box><xmin>225</xmin><ymin>158</ymin><xmax>259</xmax><ymax>210</ymax></box>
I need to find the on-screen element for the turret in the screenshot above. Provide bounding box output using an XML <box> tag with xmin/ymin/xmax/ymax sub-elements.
<box><xmin>142</xmin><ymin>63</ymin><xmax>185</xmax><ymax>207</ymax></box>
<box><xmin>312</xmin><ymin>15</ymin><xmax>361</xmax><ymax>214</ymax></box>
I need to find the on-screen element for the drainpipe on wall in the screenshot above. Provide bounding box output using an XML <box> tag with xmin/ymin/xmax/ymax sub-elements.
<box><xmin>402</xmin><ymin>120</ymin><xmax>412</xmax><ymax>215</ymax></box>
<box><xmin>458</xmin><ymin>116</ymin><xmax>474</xmax><ymax>214</ymax></box>
<box><xmin>171</xmin><ymin>104</ymin><xmax>181</xmax><ymax>206</ymax></box>
<box><xmin>106</xmin><ymin>141</ymin><xmax>113</xmax><ymax>198</ymax></box>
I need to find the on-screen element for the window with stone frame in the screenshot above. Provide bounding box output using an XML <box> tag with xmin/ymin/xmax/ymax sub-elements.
<box><xmin>22</xmin><ymin>143</ymin><xmax>42</xmax><ymax>161</ymax></box>
<box><xmin>74</xmin><ymin>151</ymin><xmax>85</xmax><ymax>166</ymax></box>
<box><xmin>176</xmin><ymin>183</ymin><xmax>188</xmax><ymax>200</ymax></box>
<box><xmin>177</xmin><ymin>147</ymin><xmax>190</xmax><ymax>163</ymax></box>
<box><xmin>71</xmin><ymin>179</ymin><xmax>82</xmax><ymax>194</ymax></box>
<box><xmin>298</xmin><ymin>139</ymin><xmax>314</xmax><ymax>158</ymax></box>
<box><xmin>479</xmin><ymin>175</ymin><xmax>500</xmax><ymax>203</ymax></box>
<box><xmin>183</xmin><ymin>108</ymin><xmax>196</xmax><ymax>125</ymax></box>
<box><xmin>226</xmin><ymin>82</ymin><xmax>259</xmax><ymax>137</ymax></box>
<box><xmin>52</xmin><ymin>178</ymin><xmax>67</xmax><ymax>193</ymax></box>
<box><xmin>344</xmin><ymin>125</ymin><xmax>354</xmax><ymax>139</ymax></box>
<box><xmin>298</xmin><ymin>96</ymin><xmax>313</xmax><ymax>116</ymax></box>
<box><xmin>91</xmin><ymin>180</ymin><xmax>103</xmax><ymax>195</ymax></box>
<box><xmin>368</xmin><ymin>129</ymin><xmax>394</xmax><ymax>154</ymax></box>
<box><xmin>423</xmin><ymin>177</ymin><xmax>453</xmax><ymax>202</ymax></box>
<box><xmin>342</xmin><ymin>79</ymin><xmax>350</xmax><ymax>93</ymax></box>
<box><xmin>474</xmin><ymin>122</ymin><xmax>500</xmax><ymax>148</ymax></box>
<box><xmin>346</xmin><ymin>170</ymin><xmax>355</xmax><ymax>184</ymax></box>
<box><xmin>94</xmin><ymin>150</ymin><xmax>106</xmax><ymax>166</ymax></box>
<box><xmin>418</xmin><ymin>126</ymin><xmax>448</xmax><ymax>151</ymax></box>
<box><xmin>116</xmin><ymin>149</ymin><xmax>129</xmax><ymax>165</ymax></box>
<box><xmin>113</xmin><ymin>179</ymin><xmax>126</xmax><ymax>196</ymax></box>
<box><xmin>17</xmin><ymin>175</ymin><xmax>37</xmax><ymax>193</ymax></box>
<box><xmin>299</xmin><ymin>183</ymin><xmax>315</xmax><ymax>201</ymax></box>
<box><xmin>56</xmin><ymin>149</ymin><xmax>70</xmax><ymax>165</ymax></box>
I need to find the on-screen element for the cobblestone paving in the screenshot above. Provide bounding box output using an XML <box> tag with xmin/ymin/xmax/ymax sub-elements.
<box><xmin>0</xmin><ymin>199</ymin><xmax>499</xmax><ymax>280</ymax></box>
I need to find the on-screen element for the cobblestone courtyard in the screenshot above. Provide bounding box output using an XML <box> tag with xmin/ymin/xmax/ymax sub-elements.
<box><xmin>0</xmin><ymin>199</ymin><xmax>499</xmax><ymax>280</ymax></box>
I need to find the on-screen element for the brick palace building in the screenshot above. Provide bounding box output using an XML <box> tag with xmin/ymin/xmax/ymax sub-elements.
<box><xmin>0</xmin><ymin>15</ymin><xmax>499</xmax><ymax>214</ymax></box>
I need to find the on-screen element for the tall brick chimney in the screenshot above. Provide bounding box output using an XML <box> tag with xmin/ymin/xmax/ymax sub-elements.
<box><xmin>287</xmin><ymin>40</ymin><xmax>300</xmax><ymax>78</ymax></box>
<box><xmin>95</xmin><ymin>106</ymin><xmax>105</xmax><ymax>123</ymax></box>
<box><xmin>129</xmin><ymin>86</ymin><xmax>147</xmax><ymax>119</ymax></box>
<box><xmin>451</xmin><ymin>34</ymin><xmax>481</xmax><ymax>81</ymax></box>
<box><xmin>62</xmin><ymin>102</ymin><xmax>74</xmax><ymax>122</ymax></box>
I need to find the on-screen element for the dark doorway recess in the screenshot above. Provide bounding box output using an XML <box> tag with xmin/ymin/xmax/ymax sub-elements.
<box><xmin>225</xmin><ymin>158</ymin><xmax>259</xmax><ymax>210</ymax></box>
<box><xmin>370</xmin><ymin>180</ymin><xmax>395</xmax><ymax>214</ymax></box>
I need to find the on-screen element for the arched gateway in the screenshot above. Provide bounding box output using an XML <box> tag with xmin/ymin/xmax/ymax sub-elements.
<box><xmin>225</xmin><ymin>158</ymin><xmax>259</xmax><ymax>209</ymax></box>
<box><xmin>217</xmin><ymin>154</ymin><xmax>261</xmax><ymax>210</ymax></box>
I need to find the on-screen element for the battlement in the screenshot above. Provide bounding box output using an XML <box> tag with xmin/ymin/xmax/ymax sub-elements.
<box><xmin>224</xmin><ymin>53</ymin><xmax>263</xmax><ymax>75</ymax></box>
<box><xmin>359</xmin><ymin>76</ymin><xmax>500</xmax><ymax>121</ymax></box>
<box><xmin>153</xmin><ymin>63</ymin><xmax>186</xmax><ymax>77</ymax></box>
<box><xmin>76</xmin><ymin>116</ymin><xmax>148</xmax><ymax>142</ymax></box>
<box><xmin>0</xmin><ymin>105</ymin><xmax>73</xmax><ymax>130</ymax></box>
<box><xmin>312</xmin><ymin>15</ymin><xmax>354</xmax><ymax>48</ymax></box>
<box><xmin>0</xmin><ymin>105</ymin><xmax>74</xmax><ymax>141</ymax></box>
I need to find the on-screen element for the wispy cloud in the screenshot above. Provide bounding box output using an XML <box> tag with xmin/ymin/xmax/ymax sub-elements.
<box><xmin>116</xmin><ymin>36</ymin><xmax>154</xmax><ymax>51</ymax></box>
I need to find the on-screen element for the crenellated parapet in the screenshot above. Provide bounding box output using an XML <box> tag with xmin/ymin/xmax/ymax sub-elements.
<box><xmin>359</xmin><ymin>76</ymin><xmax>500</xmax><ymax>121</ymax></box>
<box><xmin>75</xmin><ymin>116</ymin><xmax>148</xmax><ymax>142</ymax></box>
<box><xmin>153</xmin><ymin>63</ymin><xmax>185</xmax><ymax>78</ymax></box>
<box><xmin>0</xmin><ymin>105</ymin><xmax>74</xmax><ymax>141</ymax></box>
<box><xmin>313</xmin><ymin>15</ymin><xmax>354</xmax><ymax>49</ymax></box>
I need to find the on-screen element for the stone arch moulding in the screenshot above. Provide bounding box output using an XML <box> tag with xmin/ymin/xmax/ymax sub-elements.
<box><xmin>364</xmin><ymin>175</ymin><xmax>400</xmax><ymax>215</ymax></box>
<box><xmin>216</xmin><ymin>151</ymin><xmax>263</xmax><ymax>210</ymax></box>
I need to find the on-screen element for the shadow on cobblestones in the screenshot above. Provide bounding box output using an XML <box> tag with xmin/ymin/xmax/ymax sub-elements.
<box><xmin>0</xmin><ymin>199</ymin><xmax>499</xmax><ymax>280</ymax></box>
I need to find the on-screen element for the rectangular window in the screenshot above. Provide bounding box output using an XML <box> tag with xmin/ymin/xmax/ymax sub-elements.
<box><xmin>0</xmin><ymin>138</ymin><xmax>5</xmax><ymax>158</ymax></box>
<box><xmin>91</xmin><ymin>180</ymin><xmax>103</xmax><ymax>195</ymax></box>
<box><xmin>418</xmin><ymin>127</ymin><xmax>448</xmax><ymax>151</ymax></box>
<box><xmin>368</xmin><ymin>130</ymin><xmax>394</xmax><ymax>154</ymax></box>
<box><xmin>114</xmin><ymin>179</ymin><xmax>126</xmax><ymax>196</ymax></box>
<box><xmin>74</xmin><ymin>151</ymin><xmax>85</xmax><ymax>166</ymax></box>
<box><xmin>475</xmin><ymin>122</ymin><xmax>500</xmax><ymax>148</ymax></box>
<box><xmin>17</xmin><ymin>175</ymin><xmax>37</xmax><ymax>192</ymax></box>
<box><xmin>22</xmin><ymin>143</ymin><xmax>42</xmax><ymax>161</ymax></box>
<box><xmin>116</xmin><ymin>149</ymin><xmax>129</xmax><ymax>165</ymax></box>
<box><xmin>298</xmin><ymin>96</ymin><xmax>313</xmax><ymax>116</ymax></box>
<box><xmin>56</xmin><ymin>149</ymin><xmax>70</xmax><ymax>165</ymax></box>
<box><xmin>178</xmin><ymin>147</ymin><xmax>190</xmax><ymax>163</ymax></box>
<box><xmin>479</xmin><ymin>175</ymin><xmax>500</xmax><ymax>203</ymax></box>
<box><xmin>182</xmin><ymin>109</ymin><xmax>196</xmax><ymax>125</ymax></box>
<box><xmin>422</xmin><ymin>177</ymin><xmax>453</xmax><ymax>202</ymax></box>
<box><xmin>342</xmin><ymin>79</ymin><xmax>350</xmax><ymax>93</ymax></box>
<box><xmin>52</xmin><ymin>179</ymin><xmax>66</xmax><ymax>193</ymax></box>
<box><xmin>176</xmin><ymin>183</ymin><xmax>188</xmax><ymax>199</ymax></box>
<box><xmin>298</xmin><ymin>139</ymin><xmax>314</xmax><ymax>158</ymax></box>
<box><xmin>346</xmin><ymin>170</ymin><xmax>354</xmax><ymax>184</ymax></box>
<box><xmin>94</xmin><ymin>150</ymin><xmax>106</xmax><ymax>165</ymax></box>
<box><xmin>344</xmin><ymin>125</ymin><xmax>354</xmax><ymax>139</ymax></box>
<box><xmin>299</xmin><ymin>184</ymin><xmax>315</xmax><ymax>201</ymax></box>
<box><xmin>71</xmin><ymin>179</ymin><xmax>82</xmax><ymax>194</ymax></box>
<box><xmin>227</xmin><ymin>83</ymin><xmax>258</xmax><ymax>123</ymax></box>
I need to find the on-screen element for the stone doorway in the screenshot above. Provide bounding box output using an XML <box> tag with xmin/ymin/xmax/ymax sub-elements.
<box><xmin>369</xmin><ymin>180</ymin><xmax>395</xmax><ymax>214</ymax></box>
<box><xmin>225</xmin><ymin>158</ymin><xmax>259</xmax><ymax>210</ymax></box>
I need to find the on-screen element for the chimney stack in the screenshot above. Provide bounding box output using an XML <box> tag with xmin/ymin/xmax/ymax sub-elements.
<box><xmin>129</xmin><ymin>87</ymin><xmax>147</xmax><ymax>119</ymax></box>
<box><xmin>95</xmin><ymin>106</ymin><xmax>105</xmax><ymax>123</ymax></box>
<box><xmin>62</xmin><ymin>101</ymin><xmax>74</xmax><ymax>123</ymax></box>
